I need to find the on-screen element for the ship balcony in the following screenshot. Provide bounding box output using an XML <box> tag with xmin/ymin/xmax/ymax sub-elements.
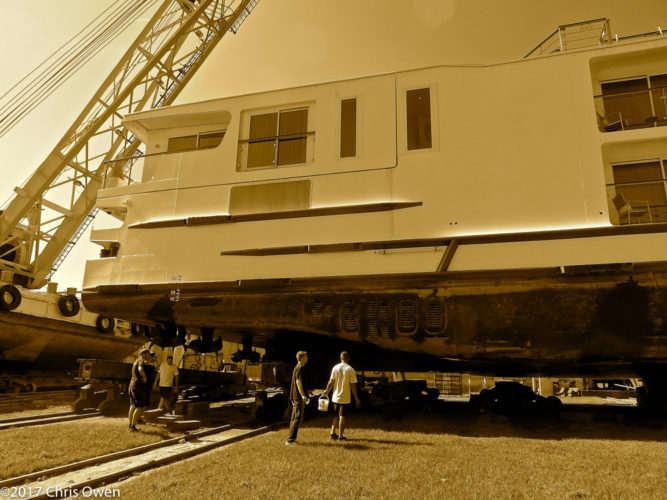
<box><xmin>594</xmin><ymin>84</ymin><xmax>667</xmax><ymax>133</ymax></box>
<box><xmin>607</xmin><ymin>181</ymin><xmax>667</xmax><ymax>225</ymax></box>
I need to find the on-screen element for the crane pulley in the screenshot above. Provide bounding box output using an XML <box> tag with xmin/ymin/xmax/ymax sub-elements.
<box><xmin>0</xmin><ymin>0</ymin><xmax>259</xmax><ymax>289</ymax></box>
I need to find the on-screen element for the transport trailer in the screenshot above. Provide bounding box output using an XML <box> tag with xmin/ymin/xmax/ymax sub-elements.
<box><xmin>74</xmin><ymin>358</ymin><xmax>248</xmax><ymax>415</ymax></box>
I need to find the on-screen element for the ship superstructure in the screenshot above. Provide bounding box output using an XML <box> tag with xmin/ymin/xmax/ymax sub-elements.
<box><xmin>82</xmin><ymin>20</ymin><xmax>667</xmax><ymax>401</ymax></box>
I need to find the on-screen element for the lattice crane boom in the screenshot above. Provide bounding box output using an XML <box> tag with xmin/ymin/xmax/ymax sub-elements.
<box><xmin>0</xmin><ymin>0</ymin><xmax>259</xmax><ymax>289</ymax></box>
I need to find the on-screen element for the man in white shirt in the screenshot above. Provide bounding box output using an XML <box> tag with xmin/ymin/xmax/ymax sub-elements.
<box><xmin>321</xmin><ymin>351</ymin><xmax>361</xmax><ymax>441</ymax></box>
<box><xmin>154</xmin><ymin>355</ymin><xmax>179</xmax><ymax>413</ymax></box>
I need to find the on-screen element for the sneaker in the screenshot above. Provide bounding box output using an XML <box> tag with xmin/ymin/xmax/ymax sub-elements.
<box><xmin>330</xmin><ymin>433</ymin><xmax>339</xmax><ymax>440</ymax></box>
<box><xmin>285</xmin><ymin>440</ymin><xmax>295</xmax><ymax>445</ymax></box>
<box><xmin>338</xmin><ymin>435</ymin><xmax>347</xmax><ymax>441</ymax></box>
<box><xmin>129</xmin><ymin>425</ymin><xmax>139</xmax><ymax>432</ymax></box>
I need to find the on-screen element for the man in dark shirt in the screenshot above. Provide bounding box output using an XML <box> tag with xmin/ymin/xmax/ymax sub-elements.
<box><xmin>286</xmin><ymin>350</ymin><xmax>310</xmax><ymax>445</ymax></box>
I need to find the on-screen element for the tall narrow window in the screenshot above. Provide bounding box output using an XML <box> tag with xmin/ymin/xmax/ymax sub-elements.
<box><xmin>247</xmin><ymin>112</ymin><xmax>278</xmax><ymax>168</ymax></box>
<box><xmin>406</xmin><ymin>88</ymin><xmax>432</xmax><ymax>150</ymax></box>
<box><xmin>277</xmin><ymin>108</ymin><xmax>308</xmax><ymax>166</ymax></box>
<box><xmin>601</xmin><ymin>78</ymin><xmax>650</xmax><ymax>130</ymax></box>
<box><xmin>340</xmin><ymin>98</ymin><xmax>357</xmax><ymax>158</ymax></box>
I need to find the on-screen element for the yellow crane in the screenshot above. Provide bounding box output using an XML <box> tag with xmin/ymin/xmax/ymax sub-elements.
<box><xmin>0</xmin><ymin>0</ymin><xmax>259</xmax><ymax>289</ymax></box>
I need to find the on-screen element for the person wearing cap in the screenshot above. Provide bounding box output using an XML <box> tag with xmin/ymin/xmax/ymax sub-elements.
<box><xmin>128</xmin><ymin>348</ymin><xmax>152</xmax><ymax>431</ymax></box>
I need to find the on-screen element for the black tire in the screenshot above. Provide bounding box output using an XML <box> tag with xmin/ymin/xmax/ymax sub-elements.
<box><xmin>0</xmin><ymin>284</ymin><xmax>21</xmax><ymax>311</ymax></box>
<box><xmin>96</xmin><ymin>315</ymin><xmax>115</xmax><ymax>333</ymax></box>
<box><xmin>58</xmin><ymin>294</ymin><xmax>80</xmax><ymax>317</ymax></box>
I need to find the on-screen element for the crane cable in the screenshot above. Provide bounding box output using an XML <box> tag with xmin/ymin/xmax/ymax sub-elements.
<box><xmin>0</xmin><ymin>0</ymin><xmax>160</xmax><ymax>138</ymax></box>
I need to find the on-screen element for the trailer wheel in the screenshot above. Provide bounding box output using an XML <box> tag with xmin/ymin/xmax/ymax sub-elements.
<box><xmin>58</xmin><ymin>294</ymin><xmax>80</xmax><ymax>317</ymax></box>
<box><xmin>96</xmin><ymin>315</ymin><xmax>115</xmax><ymax>333</ymax></box>
<box><xmin>0</xmin><ymin>284</ymin><xmax>21</xmax><ymax>311</ymax></box>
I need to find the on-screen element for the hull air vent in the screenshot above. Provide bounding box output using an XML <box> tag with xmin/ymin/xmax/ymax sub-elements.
<box><xmin>397</xmin><ymin>299</ymin><xmax>417</xmax><ymax>334</ymax></box>
<box><xmin>425</xmin><ymin>298</ymin><xmax>445</xmax><ymax>333</ymax></box>
<box><xmin>342</xmin><ymin>301</ymin><xmax>359</xmax><ymax>332</ymax></box>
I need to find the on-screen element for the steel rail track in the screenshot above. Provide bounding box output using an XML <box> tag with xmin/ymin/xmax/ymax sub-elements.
<box><xmin>0</xmin><ymin>409</ymin><xmax>99</xmax><ymax>430</ymax></box>
<box><xmin>0</xmin><ymin>390</ymin><xmax>77</xmax><ymax>412</ymax></box>
<box><xmin>0</xmin><ymin>419</ymin><xmax>283</xmax><ymax>499</ymax></box>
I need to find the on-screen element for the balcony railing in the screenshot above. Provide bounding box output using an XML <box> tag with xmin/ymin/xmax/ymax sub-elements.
<box><xmin>606</xmin><ymin>183</ymin><xmax>667</xmax><ymax>225</ymax></box>
<box><xmin>526</xmin><ymin>19</ymin><xmax>665</xmax><ymax>58</ymax></box>
<box><xmin>595</xmin><ymin>85</ymin><xmax>667</xmax><ymax>132</ymax></box>
<box><xmin>525</xmin><ymin>18</ymin><xmax>611</xmax><ymax>58</ymax></box>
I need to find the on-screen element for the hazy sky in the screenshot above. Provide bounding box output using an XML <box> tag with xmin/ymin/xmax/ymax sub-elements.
<box><xmin>1</xmin><ymin>0</ymin><xmax>666</xmax><ymax>289</ymax></box>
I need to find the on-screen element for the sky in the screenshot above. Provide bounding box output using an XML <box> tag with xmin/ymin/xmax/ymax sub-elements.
<box><xmin>1</xmin><ymin>0</ymin><xmax>666</xmax><ymax>290</ymax></box>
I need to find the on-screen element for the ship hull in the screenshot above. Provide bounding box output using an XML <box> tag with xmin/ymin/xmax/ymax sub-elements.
<box><xmin>82</xmin><ymin>262</ymin><xmax>667</xmax><ymax>377</ymax></box>
<box><xmin>0</xmin><ymin>310</ymin><xmax>144</xmax><ymax>371</ymax></box>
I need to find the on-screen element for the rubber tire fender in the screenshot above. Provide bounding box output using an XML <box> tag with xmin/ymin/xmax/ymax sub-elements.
<box><xmin>0</xmin><ymin>284</ymin><xmax>21</xmax><ymax>311</ymax></box>
<box><xmin>58</xmin><ymin>294</ymin><xmax>80</xmax><ymax>317</ymax></box>
<box><xmin>96</xmin><ymin>315</ymin><xmax>115</xmax><ymax>333</ymax></box>
<box><xmin>130</xmin><ymin>322</ymin><xmax>151</xmax><ymax>337</ymax></box>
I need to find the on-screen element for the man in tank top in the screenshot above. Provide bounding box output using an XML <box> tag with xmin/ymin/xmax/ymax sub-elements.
<box><xmin>128</xmin><ymin>348</ymin><xmax>152</xmax><ymax>431</ymax></box>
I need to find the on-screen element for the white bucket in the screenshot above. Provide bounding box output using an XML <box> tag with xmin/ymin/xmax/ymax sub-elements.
<box><xmin>318</xmin><ymin>396</ymin><xmax>329</xmax><ymax>412</ymax></box>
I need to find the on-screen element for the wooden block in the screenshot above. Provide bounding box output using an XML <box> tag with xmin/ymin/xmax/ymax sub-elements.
<box><xmin>156</xmin><ymin>415</ymin><xmax>185</xmax><ymax>424</ymax></box>
<box><xmin>186</xmin><ymin>401</ymin><xmax>210</xmax><ymax>419</ymax></box>
<box><xmin>143</xmin><ymin>409</ymin><xmax>166</xmax><ymax>422</ymax></box>
<box><xmin>167</xmin><ymin>419</ymin><xmax>201</xmax><ymax>432</ymax></box>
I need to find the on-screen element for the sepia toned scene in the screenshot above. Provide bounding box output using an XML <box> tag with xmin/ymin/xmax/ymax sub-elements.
<box><xmin>0</xmin><ymin>1</ymin><xmax>666</xmax><ymax>499</ymax></box>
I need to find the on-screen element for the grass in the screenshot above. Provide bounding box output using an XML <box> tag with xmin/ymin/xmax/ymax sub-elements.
<box><xmin>113</xmin><ymin>412</ymin><xmax>667</xmax><ymax>500</ymax></box>
<box><xmin>1</xmin><ymin>418</ymin><xmax>176</xmax><ymax>480</ymax></box>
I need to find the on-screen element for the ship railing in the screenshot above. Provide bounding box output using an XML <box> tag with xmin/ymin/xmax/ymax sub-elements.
<box><xmin>102</xmin><ymin>149</ymin><xmax>188</xmax><ymax>188</ymax></box>
<box><xmin>606</xmin><ymin>183</ymin><xmax>667</xmax><ymax>226</ymax></box>
<box><xmin>524</xmin><ymin>18</ymin><xmax>611</xmax><ymax>58</ymax></box>
<box><xmin>594</xmin><ymin>85</ymin><xmax>667</xmax><ymax>133</ymax></box>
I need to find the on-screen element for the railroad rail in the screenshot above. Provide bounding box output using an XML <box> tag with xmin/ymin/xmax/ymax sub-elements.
<box><xmin>0</xmin><ymin>410</ymin><xmax>99</xmax><ymax>430</ymax></box>
<box><xmin>0</xmin><ymin>419</ymin><xmax>283</xmax><ymax>500</ymax></box>
<box><xmin>0</xmin><ymin>390</ymin><xmax>77</xmax><ymax>413</ymax></box>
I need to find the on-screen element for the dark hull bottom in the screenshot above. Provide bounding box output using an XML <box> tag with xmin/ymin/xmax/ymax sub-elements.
<box><xmin>82</xmin><ymin>262</ymin><xmax>667</xmax><ymax>378</ymax></box>
<box><xmin>0</xmin><ymin>310</ymin><xmax>145</xmax><ymax>371</ymax></box>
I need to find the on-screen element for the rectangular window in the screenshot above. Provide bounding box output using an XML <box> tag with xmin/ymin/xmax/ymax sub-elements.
<box><xmin>167</xmin><ymin>131</ymin><xmax>225</xmax><ymax>153</ymax></box>
<box><xmin>340</xmin><ymin>98</ymin><xmax>357</xmax><ymax>158</ymax></box>
<box><xmin>245</xmin><ymin>108</ymin><xmax>309</xmax><ymax>169</ymax></box>
<box><xmin>406</xmin><ymin>88</ymin><xmax>432</xmax><ymax>150</ymax></box>
<box><xmin>601</xmin><ymin>78</ymin><xmax>651</xmax><ymax>130</ymax></box>
<box><xmin>277</xmin><ymin>109</ymin><xmax>308</xmax><ymax>166</ymax></box>
<box><xmin>198</xmin><ymin>130</ymin><xmax>225</xmax><ymax>149</ymax></box>
<box><xmin>167</xmin><ymin>135</ymin><xmax>197</xmax><ymax>153</ymax></box>
<box><xmin>248</xmin><ymin>112</ymin><xmax>278</xmax><ymax>169</ymax></box>
<box><xmin>610</xmin><ymin>160</ymin><xmax>667</xmax><ymax>224</ymax></box>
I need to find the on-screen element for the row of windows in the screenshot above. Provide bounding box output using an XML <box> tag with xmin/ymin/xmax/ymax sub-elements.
<box><xmin>163</xmin><ymin>88</ymin><xmax>433</xmax><ymax>169</ymax></box>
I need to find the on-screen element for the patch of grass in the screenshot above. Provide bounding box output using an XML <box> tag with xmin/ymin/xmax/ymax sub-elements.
<box><xmin>0</xmin><ymin>406</ymin><xmax>72</xmax><ymax>421</ymax></box>
<box><xmin>1</xmin><ymin>418</ymin><xmax>175</xmax><ymax>480</ymax></box>
<box><xmin>115</xmin><ymin>413</ymin><xmax>667</xmax><ymax>499</ymax></box>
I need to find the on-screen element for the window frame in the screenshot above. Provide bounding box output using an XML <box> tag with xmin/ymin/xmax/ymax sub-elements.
<box><xmin>240</xmin><ymin>106</ymin><xmax>312</xmax><ymax>171</ymax></box>
<box><xmin>166</xmin><ymin>129</ymin><xmax>226</xmax><ymax>154</ymax></box>
<box><xmin>339</xmin><ymin>97</ymin><xmax>358</xmax><ymax>159</ymax></box>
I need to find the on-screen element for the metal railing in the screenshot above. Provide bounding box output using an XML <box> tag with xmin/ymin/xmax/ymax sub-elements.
<box><xmin>594</xmin><ymin>85</ymin><xmax>667</xmax><ymax>132</ymax></box>
<box><xmin>525</xmin><ymin>18</ymin><xmax>611</xmax><ymax>58</ymax></box>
